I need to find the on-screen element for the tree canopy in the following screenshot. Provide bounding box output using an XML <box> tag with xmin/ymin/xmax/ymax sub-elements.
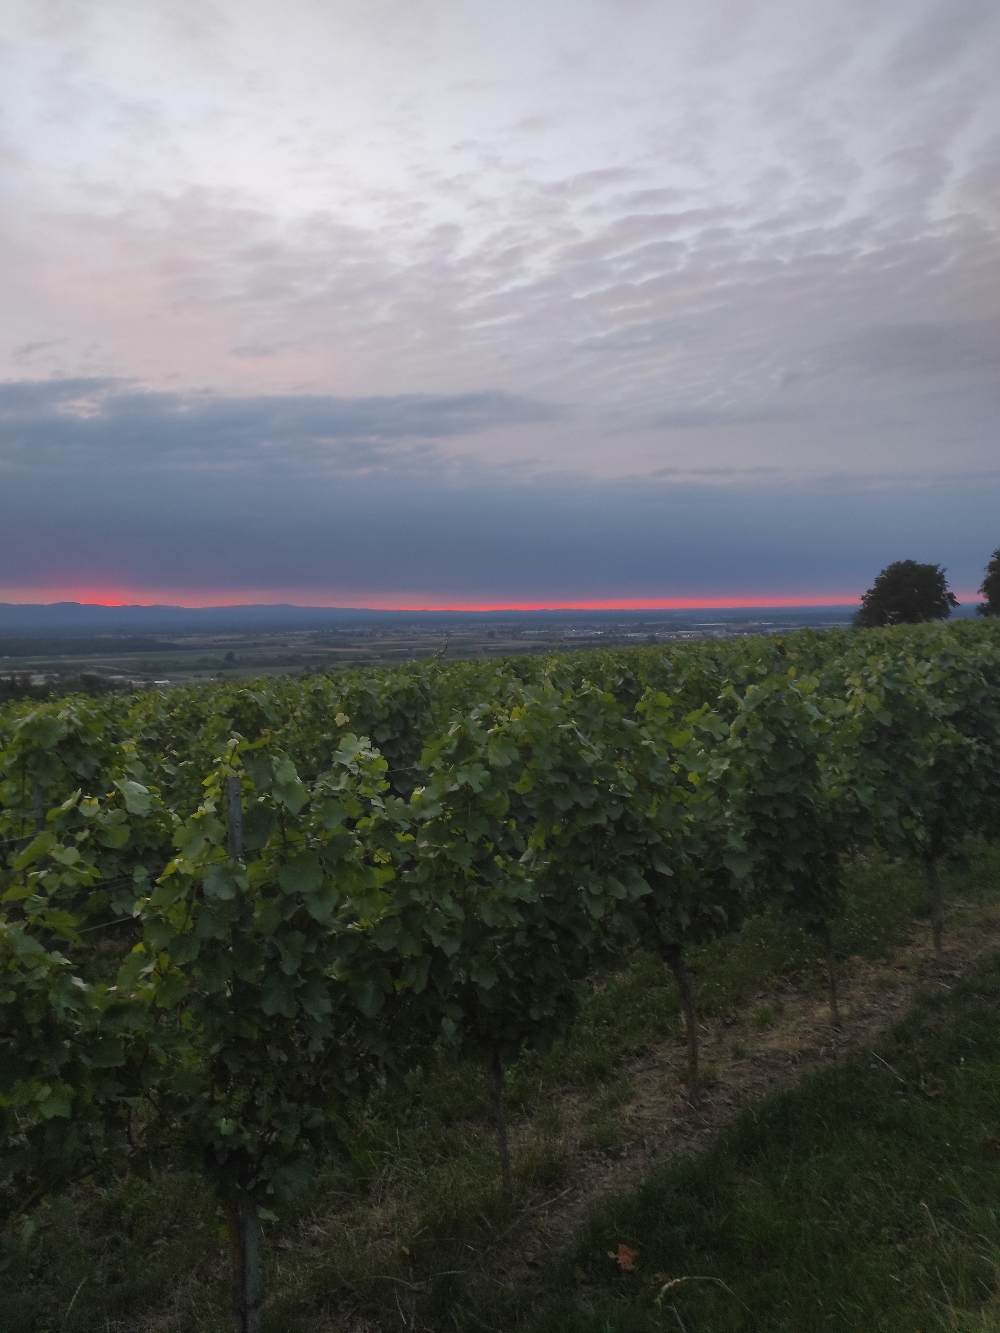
<box><xmin>977</xmin><ymin>547</ymin><xmax>1000</xmax><ymax>617</ymax></box>
<box><xmin>853</xmin><ymin>560</ymin><xmax>958</xmax><ymax>628</ymax></box>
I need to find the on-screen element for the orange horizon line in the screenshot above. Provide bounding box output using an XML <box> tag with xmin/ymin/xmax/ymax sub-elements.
<box><xmin>0</xmin><ymin>591</ymin><xmax>983</xmax><ymax>612</ymax></box>
<box><xmin>4</xmin><ymin>594</ymin><xmax>866</xmax><ymax>611</ymax></box>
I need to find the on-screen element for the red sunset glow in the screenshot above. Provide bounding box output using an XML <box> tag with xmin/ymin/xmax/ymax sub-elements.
<box><xmin>2</xmin><ymin>584</ymin><xmax>863</xmax><ymax>611</ymax></box>
<box><xmin>3</xmin><ymin>584</ymin><xmax>983</xmax><ymax>612</ymax></box>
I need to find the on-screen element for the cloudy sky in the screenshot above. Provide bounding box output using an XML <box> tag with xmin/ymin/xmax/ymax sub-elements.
<box><xmin>1</xmin><ymin>0</ymin><xmax>997</xmax><ymax>608</ymax></box>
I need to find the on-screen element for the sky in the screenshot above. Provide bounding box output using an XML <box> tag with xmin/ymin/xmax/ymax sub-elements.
<box><xmin>1</xmin><ymin>0</ymin><xmax>998</xmax><ymax>610</ymax></box>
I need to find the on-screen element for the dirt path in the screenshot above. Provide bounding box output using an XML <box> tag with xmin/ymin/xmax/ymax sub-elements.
<box><xmin>498</xmin><ymin>900</ymin><xmax>1000</xmax><ymax>1281</ymax></box>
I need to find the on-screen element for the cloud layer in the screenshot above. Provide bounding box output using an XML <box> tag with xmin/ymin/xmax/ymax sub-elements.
<box><xmin>1</xmin><ymin>379</ymin><xmax>995</xmax><ymax>604</ymax></box>
<box><xmin>1</xmin><ymin>0</ymin><xmax>998</xmax><ymax>601</ymax></box>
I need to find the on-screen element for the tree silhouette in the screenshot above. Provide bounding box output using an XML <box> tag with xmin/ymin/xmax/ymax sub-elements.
<box><xmin>853</xmin><ymin>560</ymin><xmax>958</xmax><ymax>628</ymax></box>
<box><xmin>977</xmin><ymin>548</ymin><xmax>1000</xmax><ymax>617</ymax></box>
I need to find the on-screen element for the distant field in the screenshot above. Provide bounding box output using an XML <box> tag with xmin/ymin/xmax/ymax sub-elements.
<box><xmin>0</xmin><ymin>609</ymin><xmax>853</xmax><ymax>688</ymax></box>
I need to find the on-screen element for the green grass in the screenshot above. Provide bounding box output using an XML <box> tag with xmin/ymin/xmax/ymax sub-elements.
<box><xmin>521</xmin><ymin>949</ymin><xmax>1000</xmax><ymax>1333</ymax></box>
<box><xmin>0</xmin><ymin>1169</ymin><xmax>225</xmax><ymax>1332</ymax></box>
<box><xmin>2</xmin><ymin>840</ymin><xmax>999</xmax><ymax>1332</ymax></box>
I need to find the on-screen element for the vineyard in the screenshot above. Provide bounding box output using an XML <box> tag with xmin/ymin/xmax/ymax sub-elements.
<box><xmin>3</xmin><ymin>619</ymin><xmax>1000</xmax><ymax>1332</ymax></box>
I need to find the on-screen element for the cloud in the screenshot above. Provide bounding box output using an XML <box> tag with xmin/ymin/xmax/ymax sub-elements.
<box><xmin>576</xmin><ymin>318</ymin><xmax>698</xmax><ymax>353</ymax></box>
<box><xmin>1</xmin><ymin>0</ymin><xmax>999</xmax><ymax>606</ymax></box>
<box><xmin>0</xmin><ymin>375</ymin><xmax>996</xmax><ymax>602</ymax></box>
<box><xmin>229</xmin><ymin>341</ymin><xmax>299</xmax><ymax>359</ymax></box>
<box><xmin>798</xmin><ymin>322</ymin><xmax>1000</xmax><ymax>380</ymax></box>
<box><xmin>0</xmin><ymin>379</ymin><xmax>561</xmax><ymax>474</ymax></box>
<box><xmin>12</xmin><ymin>338</ymin><xmax>68</xmax><ymax>364</ymax></box>
<box><xmin>887</xmin><ymin>0</ymin><xmax>996</xmax><ymax>81</ymax></box>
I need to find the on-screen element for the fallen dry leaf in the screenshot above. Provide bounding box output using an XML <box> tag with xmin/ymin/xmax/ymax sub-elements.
<box><xmin>608</xmin><ymin>1243</ymin><xmax>637</xmax><ymax>1271</ymax></box>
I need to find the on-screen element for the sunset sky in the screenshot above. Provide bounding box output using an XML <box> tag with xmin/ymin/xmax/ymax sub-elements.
<box><xmin>1</xmin><ymin>0</ymin><xmax>997</xmax><ymax>609</ymax></box>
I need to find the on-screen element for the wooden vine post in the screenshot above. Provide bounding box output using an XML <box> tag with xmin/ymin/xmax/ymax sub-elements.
<box><xmin>226</xmin><ymin>775</ymin><xmax>244</xmax><ymax>861</ymax></box>
<box><xmin>663</xmin><ymin>943</ymin><xmax>701</xmax><ymax>1093</ymax></box>
<box><xmin>820</xmin><ymin>921</ymin><xmax>841</xmax><ymax>1025</ymax></box>
<box><xmin>485</xmin><ymin>1047</ymin><xmax>513</xmax><ymax>1196</ymax></box>
<box><xmin>924</xmin><ymin>855</ymin><xmax>945</xmax><ymax>962</ymax></box>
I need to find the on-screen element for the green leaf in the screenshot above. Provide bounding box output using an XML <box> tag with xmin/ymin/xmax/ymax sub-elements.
<box><xmin>487</xmin><ymin>736</ymin><xmax>519</xmax><ymax>768</ymax></box>
<box><xmin>277</xmin><ymin>853</ymin><xmax>324</xmax><ymax>896</ymax></box>
<box><xmin>243</xmin><ymin>802</ymin><xmax>277</xmax><ymax>851</ymax></box>
<box><xmin>260</xmin><ymin>974</ymin><xmax>297</xmax><ymax>1017</ymax></box>
<box><xmin>243</xmin><ymin>753</ymin><xmax>273</xmax><ymax>790</ymax></box>
<box><xmin>96</xmin><ymin>820</ymin><xmax>131</xmax><ymax>849</ymax></box>
<box><xmin>25</xmin><ymin>717</ymin><xmax>64</xmax><ymax>749</ymax></box>
<box><xmin>116</xmin><ymin>947</ymin><xmax>148</xmax><ymax>992</ymax></box>
<box><xmin>277</xmin><ymin>931</ymin><xmax>305</xmax><ymax>975</ymax></box>
<box><xmin>88</xmin><ymin>1036</ymin><xmax>126</xmax><ymax>1068</ymax></box>
<box><xmin>299</xmin><ymin>979</ymin><xmax>333</xmax><ymax>1019</ymax></box>
<box><xmin>273</xmin><ymin>757</ymin><xmax>297</xmax><ymax>786</ymax></box>
<box><xmin>273</xmin><ymin>774</ymin><xmax>308</xmax><ymax>814</ymax></box>
<box><xmin>319</xmin><ymin>800</ymin><xmax>348</xmax><ymax>828</ymax></box>
<box><xmin>723</xmin><ymin>851</ymin><xmax>753</xmax><ymax>878</ymax></box>
<box><xmin>154</xmin><ymin>973</ymin><xmax>188</xmax><ymax>1009</ymax></box>
<box><xmin>116</xmin><ymin>779</ymin><xmax>151</xmax><ymax>816</ymax></box>
<box><xmin>204</xmin><ymin>864</ymin><xmax>241</xmax><ymax>900</ymax></box>
<box><xmin>351</xmin><ymin>978</ymin><xmax>385</xmax><ymax>1017</ymax></box>
<box><xmin>13</xmin><ymin>832</ymin><xmax>56</xmax><ymax>871</ymax></box>
<box><xmin>169</xmin><ymin>932</ymin><xmax>201</xmax><ymax>966</ymax></box>
<box><xmin>471</xmin><ymin>962</ymin><xmax>499</xmax><ymax>990</ymax></box>
<box><xmin>8</xmin><ymin>927</ymin><xmax>49</xmax><ymax>960</ymax></box>
<box><xmin>37</xmin><ymin>1083</ymin><xmax>74</xmax><ymax>1119</ymax></box>
<box><xmin>50</xmin><ymin>844</ymin><xmax>82</xmax><ymax>866</ymax></box>
<box><xmin>301</xmin><ymin>885</ymin><xmax>339</xmax><ymax>924</ymax></box>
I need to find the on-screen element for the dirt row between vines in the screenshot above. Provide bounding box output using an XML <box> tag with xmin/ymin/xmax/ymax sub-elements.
<box><xmin>494</xmin><ymin>899</ymin><xmax>1000</xmax><ymax>1288</ymax></box>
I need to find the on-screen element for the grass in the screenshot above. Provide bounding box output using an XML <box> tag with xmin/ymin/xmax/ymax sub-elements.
<box><xmin>2</xmin><ymin>840</ymin><xmax>999</xmax><ymax>1332</ymax></box>
<box><xmin>523</xmin><ymin>949</ymin><xmax>1000</xmax><ymax>1333</ymax></box>
<box><xmin>0</xmin><ymin>1170</ymin><xmax>225</xmax><ymax>1332</ymax></box>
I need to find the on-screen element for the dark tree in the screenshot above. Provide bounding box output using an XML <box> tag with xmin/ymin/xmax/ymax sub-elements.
<box><xmin>853</xmin><ymin>560</ymin><xmax>959</xmax><ymax>628</ymax></box>
<box><xmin>977</xmin><ymin>547</ymin><xmax>1000</xmax><ymax>617</ymax></box>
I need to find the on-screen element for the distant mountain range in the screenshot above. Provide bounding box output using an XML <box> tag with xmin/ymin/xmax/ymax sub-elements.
<box><xmin>0</xmin><ymin>601</ymin><xmax>867</xmax><ymax>635</ymax></box>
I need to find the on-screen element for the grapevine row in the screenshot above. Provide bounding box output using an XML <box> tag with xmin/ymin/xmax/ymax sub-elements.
<box><xmin>2</xmin><ymin>618</ymin><xmax>999</xmax><ymax>1331</ymax></box>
